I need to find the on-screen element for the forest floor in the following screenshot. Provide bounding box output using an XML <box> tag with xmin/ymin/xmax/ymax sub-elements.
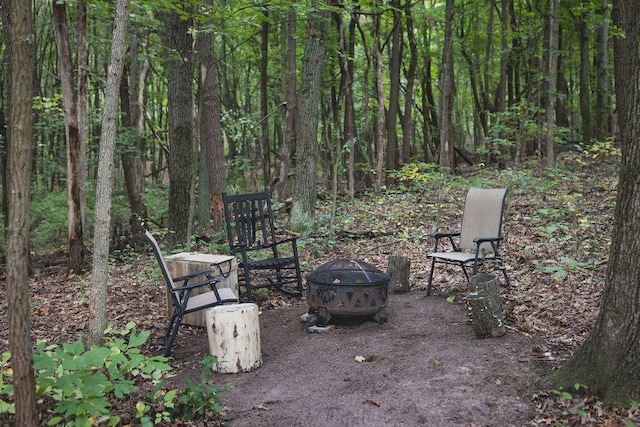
<box><xmin>2</xmin><ymin>156</ymin><xmax>640</xmax><ymax>426</ymax></box>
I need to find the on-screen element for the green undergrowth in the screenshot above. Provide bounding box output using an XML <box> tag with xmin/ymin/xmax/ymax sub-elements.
<box><xmin>0</xmin><ymin>322</ymin><xmax>226</xmax><ymax>426</ymax></box>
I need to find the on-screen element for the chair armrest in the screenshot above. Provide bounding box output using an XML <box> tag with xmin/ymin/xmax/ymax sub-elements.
<box><xmin>432</xmin><ymin>231</ymin><xmax>460</xmax><ymax>239</ymax></box>
<box><xmin>430</xmin><ymin>232</ymin><xmax>460</xmax><ymax>252</ymax></box>
<box><xmin>472</xmin><ymin>236</ymin><xmax>503</xmax><ymax>244</ymax></box>
<box><xmin>170</xmin><ymin>276</ymin><xmax>220</xmax><ymax>292</ymax></box>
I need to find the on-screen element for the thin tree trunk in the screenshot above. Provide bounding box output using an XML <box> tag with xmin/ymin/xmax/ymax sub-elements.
<box><xmin>88</xmin><ymin>0</ymin><xmax>130</xmax><ymax>345</ymax></box>
<box><xmin>277</xmin><ymin>9</ymin><xmax>297</xmax><ymax>201</ymax></box>
<box><xmin>198</xmin><ymin>32</ymin><xmax>226</xmax><ymax>232</ymax></box>
<box><xmin>260</xmin><ymin>8</ymin><xmax>270</xmax><ymax>187</ymax></box>
<box><xmin>545</xmin><ymin>0</ymin><xmax>560</xmax><ymax>168</ymax></box>
<box><xmin>346</xmin><ymin>11</ymin><xmax>357</xmax><ymax>198</ymax></box>
<box><xmin>385</xmin><ymin>0</ymin><xmax>402</xmax><ymax>176</ymax></box>
<box><xmin>439</xmin><ymin>0</ymin><xmax>456</xmax><ymax>169</ymax></box>
<box><xmin>402</xmin><ymin>2</ymin><xmax>418</xmax><ymax>164</ymax></box>
<box><xmin>577</xmin><ymin>2</ymin><xmax>592</xmax><ymax>145</ymax></box>
<box><xmin>119</xmin><ymin>67</ymin><xmax>146</xmax><ymax>239</ymax></box>
<box><xmin>77</xmin><ymin>0</ymin><xmax>87</xmax><ymax>231</ymax></box>
<box><xmin>594</xmin><ymin>0</ymin><xmax>611</xmax><ymax>139</ymax></box>
<box><xmin>5</xmin><ymin>0</ymin><xmax>38</xmax><ymax>422</ymax></box>
<box><xmin>374</xmin><ymin>12</ymin><xmax>386</xmax><ymax>191</ymax></box>
<box><xmin>53</xmin><ymin>2</ymin><xmax>85</xmax><ymax>272</ymax></box>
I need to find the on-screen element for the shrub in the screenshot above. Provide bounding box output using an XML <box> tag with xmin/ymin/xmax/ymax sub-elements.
<box><xmin>0</xmin><ymin>323</ymin><xmax>226</xmax><ymax>426</ymax></box>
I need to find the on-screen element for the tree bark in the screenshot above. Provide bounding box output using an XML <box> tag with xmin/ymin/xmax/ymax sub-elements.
<box><xmin>197</xmin><ymin>32</ymin><xmax>226</xmax><ymax>232</ymax></box>
<box><xmin>88</xmin><ymin>0</ymin><xmax>130</xmax><ymax>345</ymax></box>
<box><xmin>374</xmin><ymin>12</ymin><xmax>386</xmax><ymax>191</ymax></box>
<box><xmin>5</xmin><ymin>0</ymin><xmax>38</xmax><ymax>423</ymax></box>
<box><xmin>402</xmin><ymin>2</ymin><xmax>418</xmax><ymax>165</ymax></box>
<box><xmin>160</xmin><ymin>9</ymin><xmax>195</xmax><ymax>247</ymax></box>
<box><xmin>119</xmin><ymin>65</ymin><xmax>146</xmax><ymax>240</ymax></box>
<box><xmin>387</xmin><ymin>255</ymin><xmax>410</xmax><ymax>293</ymax></box>
<box><xmin>577</xmin><ymin>3</ymin><xmax>592</xmax><ymax>145</ymax></box>
<box><xmin>466</xmin><ymin>274</ymin><xmax>505</xmax><ymax>338</ymax></box>
<box><xmin>545</xmin><ymin>0</ymin><xmax>560</xmax><ymax>168</ymax></box>
<box><xmin>260</xmin><ymin>8</ymin><xmax>270</xmax><ymax>188</ymax></box>
<box><xmin>289</xmin><ymin>2</ymin><xmax>327</xmax><ymax>230</ymax></box>
<box><xmin>439</xmin><ymin>0</ymin><xmax>456</xmax><ymax>170</ymax></box>
<box><xmin>594</xmin><ymin>0</ymin><xmax>611</xmax><ymax>140</ymax></box>
<box><xmin>277</xmin><ymin>9</ymin><xmax>297</xmax><ymax>202</ymax></box>
<box><xmin>53</xmin><ymin>2</ymin><xmax>85</xmax><ymax>272</ymax></box>
<box><xmin>385</xmin><ymin>0</ymin><xmax>402</xmax><ymax>176</ymax></box>
<box><xmin>541</xmin><ymin>0</ymin><xmax>640</xmax><ymax>404</ymax></box>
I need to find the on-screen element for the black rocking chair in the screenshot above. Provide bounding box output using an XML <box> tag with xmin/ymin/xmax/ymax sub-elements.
<box><xmin>143</xmin><ymin>230</ymin><xmax>238</xmax><ymax>356</ymax></box>
<box><xmin>222</xmin><ymin>189</ymin><xmax>304</xmax><ymax>302</ymax></box>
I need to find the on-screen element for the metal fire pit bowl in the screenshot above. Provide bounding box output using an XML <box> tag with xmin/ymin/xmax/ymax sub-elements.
<box><xmin>306</xmin><ymin>258</ymin><xmax>390</xmax><ymax>325</ymax></box>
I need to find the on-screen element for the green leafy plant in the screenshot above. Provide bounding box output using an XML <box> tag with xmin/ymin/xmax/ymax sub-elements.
<box><xmin>1</xmin><ymin>323</ymin><xmax>175</xmax><ymax>426</ymax></box>
<box><xmin>173</xmin><ymin>355</ymin><xmax>229</xmax><ymax>421</ymax></box>
<box><xmin>535</xmin><ymin>257</ymin><xmax>595</xmax><ymax>281</ymax></box>
<box><xmin>0</xmin><ymin>352</ymin><xmax>14</xmax><ymax>416</ymax></box>
<box><xmin>1</xmin><ymin>326</ymin><xmax>230</xmax><ymax>426</ymax></box>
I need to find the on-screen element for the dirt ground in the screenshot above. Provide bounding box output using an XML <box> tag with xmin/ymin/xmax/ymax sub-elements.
<box><xmin>170</xmin><ymin>290</ymin><xmax>549</xmax><ymax>427</ymax></box>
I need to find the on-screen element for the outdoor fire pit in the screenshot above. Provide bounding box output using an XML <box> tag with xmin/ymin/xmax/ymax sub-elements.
<box><xmin>306</xmin><ymin>258</ymin><xmax>390</xmax><ymax>326</ymax></box>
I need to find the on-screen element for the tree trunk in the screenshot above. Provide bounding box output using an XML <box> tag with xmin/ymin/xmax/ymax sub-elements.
<box><xmin>289</xmin><ymin>2</ymin><xmax>327</xmax><ymax>230</ymax></box>
<box><xmin>385</xmin><ymin>0</ymin><xmax>402</xmax><ymax>176</ymax></box>
<box><xmin>577</xmin><ymin>3</ymin><xmax>592</xmax><ymax>145</ymax></box>
<box><xmin>594</xmin><ymin>0</ymin><xmax>611</xmax><ymax>140</ymax></box>
<box><xmin>374</xmin><ymin>12</ymin><xmax>386</xmax><ymax>191</ymax></box>
<box><xmin>545</xmin><ymin>0</ymin><xmax>560</xmax><ymax>168</ymax></box>
<box><xmin>439</xmin><ymin>0</ymin><xmax>456</xmax><ymax>170</ymax></box>
<box><xmin>346</xmin><ymin>11</ymin><xmax>357</xmax><ymax>198</ymax></box>
<box><xmin>541</xmin><ymin>0</ymin><xmax>640</xmax><ymax>404</ymax></box>
<box><xmin>421</xmin><ymin>53</ymin><xmax>439</xmax><ymax>162</ymax></box>
<box><xmin>160</xmin><ymin>10</ymin><xmax>195</xmax><ymax>247</ymax></box>
<box><xmin>119</xmin><ymin>66</ymin><xmax>146</xmax><ymax>240</ymax></box>
<box><xmin>197</xmin><ymin>32</ymin><xmax>226</xmax><ymax>232</ymax></box>
<box><xmin>53</xmin><ymin>2</ymin><xmax>85</xmax><ymax>272</ymax></box>
<box><xmin>77</xmin><ymin>0</ymin><xmax>88</xmax><ymax>234</ymax></box>
<box><xmin>260</xmin><ymin>8</ymin><xmax>270</xmax><ymax>187</ymax></box>
<box><xmin>88</xmin><ymin>0</ymin><xmax>130</xmax><ymax>345</ymax></box>
<box><xmin>5</xmin><ymin>0</ymin><xmax>38</xmax><ymax>423</ymax></box>
<box><xmin>402</xmin><ymin>2</ymin><xmax>418</xmax><ymax>165</ymax></box>
<box><xmin>277</xmin><ymin>9</ymin><xmax>297</xmax><ymax>202</ymax></box>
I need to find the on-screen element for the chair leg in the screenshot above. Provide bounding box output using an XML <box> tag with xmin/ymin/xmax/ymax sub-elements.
<box><xmin>295</xmin><ymin>264</ymin><xmax>304</xmax><ymax>296</ymax></box>
<box><xmin>461</xmin><ymin>263</ymin><xmax>471</xmax><ymax>282</ymax></box>
<box><xmin>500</xmin><ymin>261</ymin><xmax>511</xmax><ymax>287</ymax></box>
<box><xmin>426</xmin><ymin>257</ymin><xmax>437</xmax><ymax>296</ymax></box>
<box><xmin>243</xmin><ymin>264</ymin><xmax>254</xmax><ymax>302</ymax></box>
<box><xmin>164</xmin><ymin>313</ymin><xmax>182</xmax><ymax>357</ymax></box>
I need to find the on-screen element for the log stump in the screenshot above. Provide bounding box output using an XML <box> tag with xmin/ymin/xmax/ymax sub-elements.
<box><xmin>206</xmin><ymin>303</ymin><xmax>262</xmax><ymax>373</ymax></box>
<box><xmin>466</xmin><ymin>273</ymin><xmax>505</xmax><ymax>338</ymax></box>
<box><xmin>387</xmin><ymin>255</ymin><xmax>410</xmax><ymax>293</ymax></box>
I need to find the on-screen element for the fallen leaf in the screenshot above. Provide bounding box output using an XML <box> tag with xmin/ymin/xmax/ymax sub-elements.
<box><xmin>518</xmin><ymin>353</ymin><xmax>531</xmax><ymax>362</ymax></box>
<box><xmin>255</xmin><ymin>403</ymin><xmax>269</xmax><ymax>410</ymax></box>
<box><xmin>364</xmin><ymin>399</ymin><xmax>381</xmax><ymax>407</ymax></box>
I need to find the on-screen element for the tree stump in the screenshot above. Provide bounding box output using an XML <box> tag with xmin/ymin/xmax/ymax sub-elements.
<box><xmin>206</xmin><ymin>303</ymin><xmax>262</xmax><ymax>373</ymax></box>
<box><xmin>466</xmin><ymin>273</ymin><xmax>505</xmax><ymax>338</ymax></box>
<box><xmin>387</xmin><ymin>255</ymin><xmax>411</xmax><ymax>293</ymax></box>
